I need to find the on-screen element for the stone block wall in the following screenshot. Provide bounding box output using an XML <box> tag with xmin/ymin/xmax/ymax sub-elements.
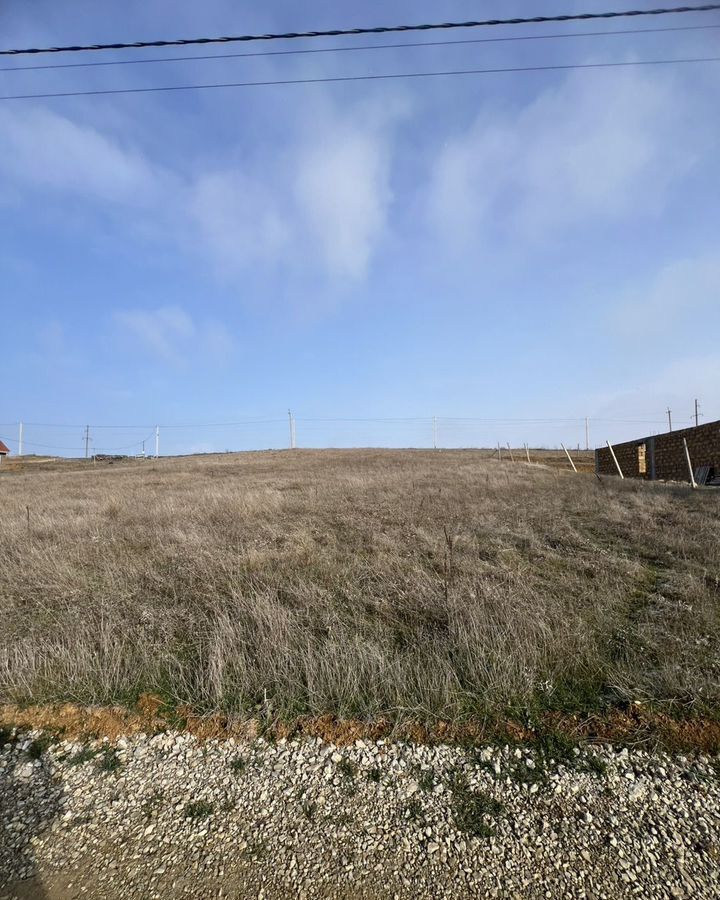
<box><xmin>595</xmin><ymin>419</ymin><xmax>720</xmax><ymax>482</ymax></box>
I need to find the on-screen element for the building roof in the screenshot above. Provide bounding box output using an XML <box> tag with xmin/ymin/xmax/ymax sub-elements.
<box><xmin>0</xmin><ymin>440</ymin><xmax>9</xmax><ymax>454</ymax></box>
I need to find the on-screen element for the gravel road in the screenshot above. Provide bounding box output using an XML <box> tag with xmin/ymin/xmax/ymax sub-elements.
<box><xmin>1</xmin><ymin>729</ymin><xmax>718</xmax><ymax>899</ymax></box>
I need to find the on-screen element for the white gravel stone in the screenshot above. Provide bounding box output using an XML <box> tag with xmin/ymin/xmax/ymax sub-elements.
<box><xmin>0</xmin><ymin>731</ymin><xmax>718</xmax><ymax>899</ymax></box>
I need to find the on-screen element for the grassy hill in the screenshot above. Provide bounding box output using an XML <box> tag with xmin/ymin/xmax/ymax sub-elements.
<box><xmin>1</xmin><ymin>449</ymin><xmax>717</xmax><ymax>738</ymax></box>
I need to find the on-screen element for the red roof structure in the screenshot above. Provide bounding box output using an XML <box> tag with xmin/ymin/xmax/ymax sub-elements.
<box><xmin>0</xmin><ymin>440</ymin><xmax>9</xmax><ymax>454</ymax></box>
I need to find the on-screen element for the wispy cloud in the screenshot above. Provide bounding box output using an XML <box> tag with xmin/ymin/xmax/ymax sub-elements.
<box><xmin>114</xmin><ymin>306</ymin><xmax>235</xmax><ymax>364</ymax></box>
<box><xmin>425</xmin><ymin>67</ymin><xmax>703</xmax><ymax>249</ymax></box>
<box><xmin>0</xmin><ymin>94</ymin><xmax>404</xmax><ymax>286</ymax></box>
<box><xmin>0</xmin><ymin>106</ymin><xmax>166</xmax><ymax>205</ymax></box>
<box><xmin>188</xmin><ymin>97</ymin><xmax>403</xmax><ymax>280</ymax></box>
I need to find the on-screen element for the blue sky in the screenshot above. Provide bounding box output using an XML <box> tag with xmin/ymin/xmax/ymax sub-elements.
<box><xmin>1</xmin><ymin>0</ymin><xmax>719</xmax><ymax>456</ymax></box>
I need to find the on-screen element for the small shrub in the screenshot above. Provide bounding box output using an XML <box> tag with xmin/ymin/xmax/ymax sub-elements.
<box><xmin>531</xmin><ymin>731</ymin><xmax>607</xmax><ymax>779</ymax></box>
<box><xmin>367</xmin><ymin>767</ymin><xmax>382</xmax><ymax>783</ymax></box>
<box><xmin>67</xmin><ymin>747</ymin><xmax>98</xmax><ymax>766</ymax></box>
<box><xmin>509</xmin><ymin>758</ymin><xmax>545</xmax><ymax>787</ymax></box>
<box><xmin>582</xmin><ymin>753</ymin><xmax>608</xmax><ymax>776</ymax></box>
<box><xmin>418</xmin><ymin>768</ymin><xmax>436</xmax><ymax>792</ymax></box>
<box><xmin>455</xmin><ymin>790</ymin><xmax>503</xmax><ymax>837</ymax></box>
<box><xmin>229</xmin><ymin>756</ymin><xmax>246</xmax><ymax>774</ymax></box>
<box><xmin>184</xmin><ymin>800</ymin><xmax>214</xmax><ymax>819</ymax></box>
<box><xmin>536</xmin><ymin>731</ymin><xmax>576</xmax><ymax>767</ymax></box>
<box><xmin>338</xmin><ymin>758</ymin><xmax>357</xmax><ymax>779</ymax></box>
<box><xmin>26</xmin><ymin>733</ymin><xmax>56</xmax><ymax>759</ymax></box>
<box><xmin>301</xmin><ymin>800</ymin><xmax>316</xmax><ymax>821</ymax></box>
<box><xmin>405</xmin><ymin>798</ymin><xmax>424</xmax><ymax>823</ymax></box>
<box><xmin>451</xmin><ymin>768</ymin><xmax>504</xmax><ymax>838</ymax></box>
<box><xmin>97</xmin><ymin>748</ymin><xmax>121</xmax><ymax>772</ymax></box>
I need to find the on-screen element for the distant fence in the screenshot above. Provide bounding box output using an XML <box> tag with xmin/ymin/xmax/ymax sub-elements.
<box><xmin>596</xmin><ymin>419</ymin><xmax>720</xmax><ymax>483</ymax></box>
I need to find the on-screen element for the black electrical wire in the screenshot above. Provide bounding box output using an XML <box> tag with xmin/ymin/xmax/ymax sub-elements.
<box><xmin>2</xmin><ymin>5</ymin><xmax>719</xmax><ymax>56</ymax></box>
<box><xmin>2</xmin><ymin>23</ymin><xmax>718</xmax><ymax>73</ymax></box>
<box><xmin>2</xmin><ymin>56</ymin><xmax>717</xmax><ymax>102</ymax></box>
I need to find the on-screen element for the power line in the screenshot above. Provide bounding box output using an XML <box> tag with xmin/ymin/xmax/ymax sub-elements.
<box><xmin>2</xmin><ymin>416</ymin><xmax>676</xmax><ymax>430</ymax></box>
<box><xmin>2</xmin><ymin>23</ymin><xmax>718</xmax><ymax>73</ymax></box>
<box><xmin>2</xmin><ymin>55</ymin><xmax>718</xmax><ymax>102</ymax></box>
<box><xmin>7</xmin><ymin>419</ymin><xmax>286</xmax><ymax>429</ymax></box>
<box><xmin>2</xmin><ymin>5</ymin><xmax>719</xmax><ymax>57</ymax></box>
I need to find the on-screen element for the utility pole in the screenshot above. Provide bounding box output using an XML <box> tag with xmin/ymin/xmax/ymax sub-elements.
<box><xmin>84</xmin><ymin>425</ymin><xmax>90</xmax><ymax>459</ymax></box>
<box><xmin>667</xmin><ymin>408</ymin><xmax>673</xmax><ymax>432</ymax></box>
<box><xmin>18</xmin><ymin>421</ymin><xmax>23</xmax><ymax>456</ymax></box>
<box><xmin>584</xmin><ymin>417</ymin><xmax>590</xmax><ymax>451</ymax></box>
<box><xmin>155</xmin><ymin>425</ymin><xmax>160</xmax><ymax>458</ymax></box>
<box><xmin>432</xmin><ymin>416</ymin><xmax>437</xmax><ymax>450</ymax></box>
<box><xmin>288</xmin><ymin>410</ymin><xmax>296</xmax><ymax>449</ymax></box>
<box><xmin>694</xmin><ymin>398</ymin><xmax>701</xmax><ymax>428</ymax></box>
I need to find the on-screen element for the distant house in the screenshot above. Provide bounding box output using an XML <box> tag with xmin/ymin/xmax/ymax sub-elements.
<box><xmin>0</xmin><ymin>440</ymin><xmax>9</xmax><ymax>460</ymax></box>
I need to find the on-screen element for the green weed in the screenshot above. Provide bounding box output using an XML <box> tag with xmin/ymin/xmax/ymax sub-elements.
<box><xmin>97</xmin><ymin>748</ymin><xmax>122</xmax><ymax>772</ymax></box>
<box><xmin>67</xmin><ymin>747</ymin><xmax>99</xmax><ymax>766</ymax></box>
<box><xmin>229</xmin><ymin>755</ymin><xmax>246</xmax><ymax>774</ymax></box>
<box><xmin>26</xmin><ymin>733</ymin><xmax>56</xmax><ymax>759</ymax></box>
<box><xmin>184</xmin><ymin>800</ymin><xmax>214</xmax><ymax>819</ymax></box>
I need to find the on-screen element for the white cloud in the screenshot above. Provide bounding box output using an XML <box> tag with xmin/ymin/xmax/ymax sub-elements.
<box><xmin>292</xmin><ymin>125</ymin><xmax>392</xmax><ymax>278</ymax></box>
<box><xmin>187</xmin><ymin>101</ymin><xmax>399</xmax><ymax>280</ymax></box>
<box><xmin>114</xmin><ymin>306</ymin><xmax>234</xmax><ymax>364</ymax></box>
<box><xmin>0</xmin><ymin>97</ymin><xmax>401</xmax><ymax>284</ymax></box>
<box><xmin>426</xmin><ymin>66</ymin><xmax>703</xmax><ymax>247</ymax></box>
<box><xmin>0</xmin><ymin>107</ymin><xmax>165</xmax><ymax>205</ymax></box>
<box><xmin>189</xmin><ymin>171</ymin><xmax>291</xmax><ymax>273</ymax></box>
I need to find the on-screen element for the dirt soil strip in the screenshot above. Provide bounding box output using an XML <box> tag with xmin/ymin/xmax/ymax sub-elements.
<box><xmin>2</xmin><ymin>696</ymin><xmax>719</xmax><ymax>752</ymax></box>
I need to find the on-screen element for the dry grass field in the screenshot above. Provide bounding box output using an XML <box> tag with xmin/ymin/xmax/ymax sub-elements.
<box><xmin>0</xmin><ymin>449</ymin><xmax>717</xmax><ymax>732</ymax></box>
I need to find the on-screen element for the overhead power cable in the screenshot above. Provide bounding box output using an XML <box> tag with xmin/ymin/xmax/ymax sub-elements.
<box><xmin>2</xmin><ymin>55</ymin><xmax>718</xmax><ymax>102</ymax></box>
<box><xmin>2</xmin><ymin>5</ymin><xmax>719</xmax><ymax>56</ymax></box>
<box><xmin>2</xmin><ymin>23</ymin><xmax>718</xmax><ymax>73</ymax></box>
<box><xmin>12</xmin><ymin>419</ymin><xmax>286</xmax><ymax>429</ymax></box>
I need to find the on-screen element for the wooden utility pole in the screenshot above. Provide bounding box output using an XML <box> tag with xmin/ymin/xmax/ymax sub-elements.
<box><xmin>84</xmin><ymin>425</ymin><xmax>90</xmax><ymax>459</ymax></box>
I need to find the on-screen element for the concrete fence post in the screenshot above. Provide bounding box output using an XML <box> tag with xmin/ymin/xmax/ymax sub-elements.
<box><xmin>683</xmin><ymin>438</ymin><xmax>697</xmax><ymax>488</ymax></box>
<box><xmin>561</xmin><ymin>443</ymin><xmax>577</xmax><ymax>473</ymax></box>
<box><xmin>606</xmin><ymin>441</ymin><xmax>624</xmax><ymax>479</ymax></box>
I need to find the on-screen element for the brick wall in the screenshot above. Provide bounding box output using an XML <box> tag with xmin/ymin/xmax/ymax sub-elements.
<box><xmin>595</xmin><ymin>419</ymin><xmax>720</xmax><ymax>482</ymax></box>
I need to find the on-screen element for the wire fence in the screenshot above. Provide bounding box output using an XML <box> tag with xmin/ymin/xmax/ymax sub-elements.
<box><xmin>0</xmin><ymin>414</ymin><xmax>691</xmax><ymax>459</ymax></box>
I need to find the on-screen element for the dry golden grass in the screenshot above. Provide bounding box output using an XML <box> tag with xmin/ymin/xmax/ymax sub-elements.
<box><xmin>0</xmin><ymin>449</ymin><xmax>717</xmax><ymax>725</ymax></box>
